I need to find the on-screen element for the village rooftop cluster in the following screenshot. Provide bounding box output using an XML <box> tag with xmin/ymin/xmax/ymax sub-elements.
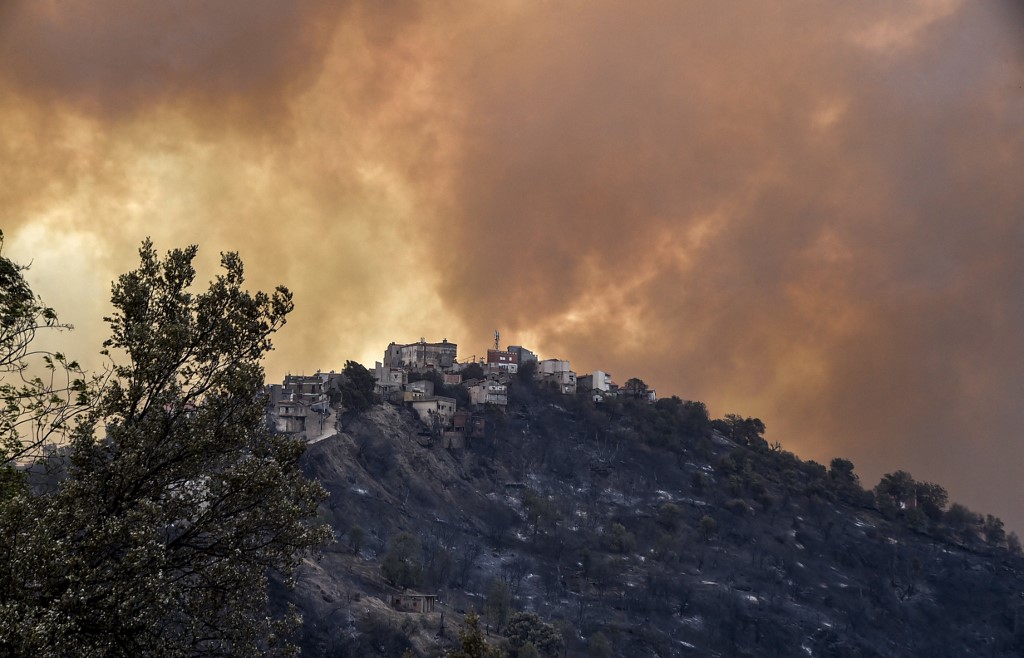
<box><xmin>265</xmin><ymin>336</ymin><xmax>656</xmax><ymax>443</ymax></box>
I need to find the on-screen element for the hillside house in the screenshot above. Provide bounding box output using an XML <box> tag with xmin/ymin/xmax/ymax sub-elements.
<box><xmin>486</xmin><ymin>349</ymin><xmax>519</xmax><ymax>374</ymax></box>
<box><xmin>536</xmin><ymin>359</ymin><xmax>577</xmax><ymax>394</ymax></box>
<box><xmin>410</xmin><ymin>396</ymin><xmax>457</xmax><ymax>429</ymax></box>
<box><xmin>266</xmin><ymin>372</ymin><xmax>339</xmax><ymax>440</ymax></box>
<box><xmin>404</xmin><ymin>379</ymin><xmax>435</xmax><ymax>400</ymax></box>
<box><xmin>507</xmin><ymin>345</ymin><xmax>538</xmax><ymax>365</ymax></box>
<box><xmin>621</xmin><ymin>380</ymin><xmax>658</xmax><ymax>402</ymax></box>
<box><xmin>282</xmin><ymin>374</ymin><xmax>329</xmax><ymax>406</ymax></box>
<box><xmin>383</xmin><ymin>338</ymin><xmax>457</xmax><ymax>370</ymax></box>
<box><xmin>452</xmin><ymin>410</ymin><xmax>487</xmax><ymax>439</ymax></box>
<box><xmin>468</xmin><ymin>379</ymin><xmax>508</xmax><ymax>406</ymax></box>
<box><xmin>578</xmin><ymin>370</ymin><xmax>612</xmax><ymax>393</ymax></box>
<box><xmin>374</xmin><ymin>362</ymin><xmax>407</xmax><ymax>397</ymax></box>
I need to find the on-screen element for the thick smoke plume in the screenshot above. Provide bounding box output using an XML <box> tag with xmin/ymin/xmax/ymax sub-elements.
<box><xmin>2</xmin><ymin>1</ymin><xmax>1023</xmax><ymax>528</ymax></box>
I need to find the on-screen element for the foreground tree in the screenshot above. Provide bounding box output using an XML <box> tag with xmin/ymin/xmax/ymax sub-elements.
<box><xmin>0</xmin><ymin>241</ymin><xmax>329</xmax><ymax>656</ymax></box>
<box><xmin>504</xmin><ymin>611</ymin><xmax>563</xmax><ymax>657</ymax></box>
<box><xmin>0</xmin><ymin>231</ymin><xmax>93</xmax><ymax>482</ymax></box>
<box><xmin>447</xmin><ymin>610</ymin><xmax>504</xmax><ymax>658</ymax></box>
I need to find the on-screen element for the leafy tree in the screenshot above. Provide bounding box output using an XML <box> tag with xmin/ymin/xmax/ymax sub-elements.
<box><xmin>448</xmin><ymin>610</ymin><xmax>505</xmax><ymax>658</ymax></box>
<box><xmin>0</xmin><ymin>231</ymin><xmax>95</xmax><ymax>483</ymax></box>
<box><xmin>505</xmin><ymin>611</ymin><xmax>563</xmax><ymax>657</ymax></box>
<box><xmin>714</xmin><ymin>414</ymin><xmax>766</xmax><ymax>448</ymax></box>
<box><xmin>875</xmin><ymin>471</ymin><xmax>916</xmax><ymax>507</ymax></box>
<box><xmin>622</xmin><ymin>377</ymin><xmax>648</xmax><ymax>399</ymax></box>
<box><xmin>828</xmin><ymin>458</ymin><xmax>857</xmax><ymax>485</ymax></box>
<box><xmin>0</xmin><ymin>241</ymin><xmax>329</xmax><ymax>656</ymax></box>
<box><xmin>517</xmin><ymin>643</ymin><xmax>540</xmax><ymax>658</ymax></box>
<box><xmin>699</xmin><ymin>515</ymin><xmax>718</xmax><ymax>542</ymax></box>
<box><xmin>914</xmin><ymin>481</ymin><xmax>948</xmax><ymax>522</ymax></box>
<box><xmin>521</xmin><ymin>488</ymin><xmax>559</xmax><ymax>538</ymax></box>
<box><xmin>484</xmin><ymin>579</ymin><xmax>512</xmax><ymax>631</ymax></box>
<box><xmin>515</xmin><ymin>359</ymin><xmax>536</xmax><ymax>387</ymax></box>
<box><xmin>653</xmin><ymin>396</ymin><xmax>711</xmax><ymax>438</ymax></box>
<box><xmin>828</xmin><ymin>458</ymin><xmax>874</xmax><ymax>506</ymax></box>
<box><xmin>340</xmin><ymin>360</ymin><xmax>377</xmax><ymax>412</ymax></box>
<box><xmin>944</xmin><ymin>502</ymin><xmax>980</xmax><ymax>539</ymax></box>
<box><xmin>409</xmin><ymin>368</ymin><xmax>444</xmax><ymax>389</ymax></box>
<box><xmin>983</xmin><ymin>514</ymin><xmax>1006</xmax><ymax>546</ymax></box>
<box><xmin>348</xmin><ymin>525</ymin><xmax>366</xmax><ymax>555</ymax></box>
<box><xmin>381</xmin><ymin>532</ymin><xmax>423</xmax><ymax>590</ymax></box>
<box><xmin>903</xmin><ymin>506</ymin><xmax>928</xmax><ymax>533</ymax></box>
<box><xmin>605</xmin><ymin>522</ymin><xmax>636</xmax><ymax>553</ymax></box>
<box><xmin>461</xmin><ymin>362</ymin><xmax>484</xmax><ymax>381</ymax></box>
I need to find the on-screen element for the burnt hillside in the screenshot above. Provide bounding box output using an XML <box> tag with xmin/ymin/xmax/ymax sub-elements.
<box><xmin>275</xmin><ymin>378</ymin><xmax>1024</xmax><ymax>657</ymax></box>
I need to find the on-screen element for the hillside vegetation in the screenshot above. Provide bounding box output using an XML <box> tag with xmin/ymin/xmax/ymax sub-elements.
<box><xmin>276</xmin><ymin>373</ymin><xmax>1024</xmax><ymax>657</ymax></box>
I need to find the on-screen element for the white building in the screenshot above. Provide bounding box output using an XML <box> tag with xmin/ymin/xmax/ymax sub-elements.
<box><xmin>535</xmin><ymin>359</ymin><xmax>576</xmax><ymax>395</ymax></box>
<box><xmin>578</xmin><ymin>370</ymin><xmax>612</xmax><ymax>393</ymax></box>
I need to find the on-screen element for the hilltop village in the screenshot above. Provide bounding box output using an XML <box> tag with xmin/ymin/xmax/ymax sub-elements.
<box><xmin>265</xmin><ymin>336</ymin><xmax>656</xmax><ymax>445</ymax></box>
<box><xmin>270</xmin><ymin>336</ymin><xmax>1024</xmax><ymax>657</ymax></box>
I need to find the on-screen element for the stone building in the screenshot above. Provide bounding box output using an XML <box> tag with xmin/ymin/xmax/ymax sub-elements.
<box><xmin>383</xmin><ymin>338</ymin><xmax>457</xmax><ymax>370</ymax></box>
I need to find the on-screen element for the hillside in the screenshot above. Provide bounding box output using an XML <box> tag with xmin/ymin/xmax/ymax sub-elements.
<box><xmin>274</xmin><ymin>378</ymin><xmax>1024</xmax><ymax>657</ymax></box>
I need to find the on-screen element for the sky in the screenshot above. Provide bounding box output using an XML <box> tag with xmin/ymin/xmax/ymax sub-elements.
<box><xmin>1</xmin><ymin>1</ymin><xmax>1023</xmax><ymax>529</ymax></box>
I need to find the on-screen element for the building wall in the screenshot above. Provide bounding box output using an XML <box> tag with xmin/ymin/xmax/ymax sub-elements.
<box><xmin>265</xmin><ymin>372</ymin><xmax>341</xmax><ymax>440</ymax></box>
<box><xmin>508</xmin><ymin>345</ymin><xmax>537</xmax><ymax>365</ymax></box>
<box><xmin>374</xmin><ymin>362</ymin><xmax>407</xmax><ymax>396</ymax></box>
<box><xmin>391</xmin><ymin>594</ymin><xmax>436</xmax><ymax>613</ymax></box>
<box><xmin>538</xmin><ymin>359</ymin><xmax>571</xmax><ymax>375</ymax></box>
<box><xmin>589</xmin><ymin>370</ymin><xmax>612</xmax><ymax>392</ymax></box>
<box><xmin>486</xmin><ymin>349</ymin><xmax>519</xmax><ymax>373</ymax></box>
<box><xmin>555</xmin><ymin>370</ymin><xmax>577</xmax><ymax>395</ymax></box>
<box><xmin>407</xmin><ymin>379</ymin><xmax>435</xmax><ymax>396</ymax></box>
<box><xmin>410</xmin><ymin>396</ymin><xmax>457</xmax><ymax>428</ymax></box>
<box><xmin>469</xmin><ymin>381</ymin><xmax>508</xmax><ymax>406</ymax></box>
<box><xmin>388</xmin><ymin>338</ymin><xmax>457</xmax><ymax>369</ymax></box>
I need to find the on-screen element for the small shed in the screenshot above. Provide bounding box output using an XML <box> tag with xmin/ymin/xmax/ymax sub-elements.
<box><xmin>391</xmin><ymin>591</ymin><xmax>437</xmax><ymax>614</ymax></box>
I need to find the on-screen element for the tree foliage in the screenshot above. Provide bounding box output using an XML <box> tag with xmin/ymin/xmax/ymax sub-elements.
<box><xmin>484</xmin><ymin>579</ymin><xmax>512</xmax><ymax>631</ymax></box>
<box><xmin>521</xmin><ymin>488</ymin><xmax>559</xmax><ymax>538</ymax></box>
<box><xmin>0</xmin><ymin>241</ymin><xmax>329</xmax><ymax>656</ymax></box>
<box><xmin>714</xmin><ymin>414</ymin><xmax>766</xmax><ymax>448</ymax></box>
<box><xmin>504</xmin><ymin>611</ymin><xmax>563</xmax><ymax>658</ymax></box>
<box><xmin>0</xmin><ymin>231</ymin><xmax>96</xmax><ymax>483</ymax></box>
<box><xmin>447</xmin><ymin>610</ymin><xmax>504</xmax><ymax>658</ymax></box>
<box><xmin>340</xmin><ymin>360</ymin><xmax>377</xmax><ymax>412</ymax></box>
<box><xmin>875</xmin><ymin>471</ymin><xmax>916</xmax><ymax>507</ymax></box>
<box><xmin>621</xmin><ymin>377</ymin><xmax>649</xmax><ymax>400</ymax></box>
<box><xmin>460</xmin><ymin>362</ymin><xmax>484</xmax><ymax>382</ymax></box>
<box><xmin>381</xmin><ymin>532</ymin><xmax>423</xmax><ymax>590</ymax></box>
<box><xmin>914</xmin><ymin>481</ymin><xmax>949</xmax><ymax>521</ymax></box>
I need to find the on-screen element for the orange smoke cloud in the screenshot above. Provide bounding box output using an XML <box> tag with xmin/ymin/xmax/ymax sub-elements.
<box><xmin>2</xmin><ymin>1</ymin><xmax>1023</xmax><ymax>531</ymax></box>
